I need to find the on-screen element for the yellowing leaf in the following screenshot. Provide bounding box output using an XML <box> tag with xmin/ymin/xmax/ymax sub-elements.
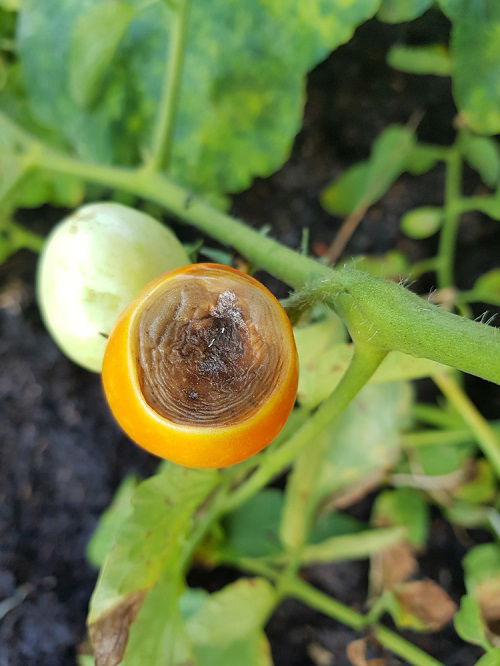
<box><xmin>19</xmin><ymin>0</ymin><xmax>380</xmax><ymax>195</ymax></box>
<box><xmin>69</xmin><ymin>1</ymin><xmax>135</xmax><ymax>108</ymax></box>
<box><xmin>295</xmin><ymin>327</ymin><xmax>448</xmax><ymax>409</ymax></box>
<box><xmin>392</xmin><ymin>580</ymin><xmax>457</xmax><ymax>632</ymax></box>
<box><xmin>378</xmin><ymin>0</ymin><xmax>433</xmax><ymax>23</ymax></box>
<box><xmin>88</xmin><ymin>465</ymin><xmax>219</xmax><ymax>662</ymax></box>
<box><xmin>450</xmin><ymin>1</ymin><xmax>500</xmax><ymax>134</ymax></box>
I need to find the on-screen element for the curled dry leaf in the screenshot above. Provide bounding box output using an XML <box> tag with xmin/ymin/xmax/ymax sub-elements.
<box><xmin>88</xmin><ymin>589</ymin><xmax>147</xmax><ymax>666</ymax></box>
<box><xmin>346</xmin><ymin>637</ymin><xmax>388</xmax><ymax>666</ymax></box>
<box><xmin>476</xmin><ymin>580</ymin><xmax>500</xmax><ymax>647</ymax></box>
<box><xmin>394</xmin><ymin>580</ymin><xmax>457</xmax><ymax>632</ymax></box>
<box><xmin>370</xmin><ymin>541</ymin><xmax>418</xmax><ymax>595</ymax></box>
<box><xmin>307</xmin><ymin>642</ymin><xmax>334</xmax><ymax>666</ymax></box>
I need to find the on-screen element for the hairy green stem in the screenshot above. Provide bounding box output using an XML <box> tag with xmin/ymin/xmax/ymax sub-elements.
<box><xmin>224</xmin><ymin>345</ymin><xmax>387</xmax><ymax>512</ymax></box>
<box><xmin>148</xmin><ymin>0</ymin><xmax>191</xmax><ymax>171</ymax></box>
<box><xmin>437</xmin><ymin>144</ymin><xmax>462</xmax><ymax>289</ymax></box>
<box><xmin>1</xmin><ymin>111</ymin><xmax>499</xmax><ymax>383</ymax></box>
<box><xmin>433</xmin><ymin>373</ymin><xmax>500</xmax><ymax>477</ymax></box>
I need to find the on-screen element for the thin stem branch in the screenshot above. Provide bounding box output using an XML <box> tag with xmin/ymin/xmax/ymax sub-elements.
<box><xmin>148</xmin><ymin>0</ymin><xmax>191</xmax><ymax>171</ymax></box>
<box><xmin>324</xmin><ymin>203</ymin><xmax>369</xmax><ymax>265</ymax></box>
<box><xmin>289</xmin><ymin>579</ymin><xmax>443</xmax><ymax>666</ymax></box>
<box><xmin>373</xmin><ymin>624</ymin><xmax>443</xmax><ymax>666</ymax></box>
<box><xmin>437</xmin><ymin>142</ymin><xmax>462</xmax><ymax>289</ymax></box>
<box><xmin>433</xmin><ymin>373</ymin><xmax>500</xmax><ymax>477</ymax></box>
<box><xmin>10</xmin><ymin>222</ymin><xmax>44</xmax><ymax>253</ymax></box>
<box><xmin>401</xmin><ymin>423</ymin><xmax>500</xmax><ymax>448</ymax></box>
<box><xmin>224</xmin><ymin>345</ymin><xmax>387</xmax><ymax>512</ymax></box>
<box><xmin>233</xmin><ymin>561</ymin><xmax>443</xmax><ymax>666</ymax></box>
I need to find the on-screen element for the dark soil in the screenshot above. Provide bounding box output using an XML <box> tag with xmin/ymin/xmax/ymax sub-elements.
<box><xmin>0</xmin><ymin>10</ymin><xmax>497</xmax><ymax>666</ymax></box>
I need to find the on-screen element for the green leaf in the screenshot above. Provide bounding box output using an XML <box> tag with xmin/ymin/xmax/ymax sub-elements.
<box><xmin>86</xmin><ymin>475</ymin><xmax>138</xmax><ymax>568</ymax></box>
<box><xmin>0</xmin><ymin>0</ymin><xmax>19</xmax><ymax>9</ymax></box>
<box><xmin>0</xmin><ymin>152</ymin><xmax>27</xmax><ymax>202</ymax></box>
<box><xmin>475</xmin><ymin>649</ymin><xmax>500</xmax><ymax>666</ymax></box>
<box><xmin>301</xmin><ymin>526</ymin><xmax>406</xmax><ymax>564</ymax></box>
<box><xmin>462</xmin><ymin>544</ymin><xmax>500</xmax><ymax>656</ymax></box>
<box><xmin>321</xmin><ymin>125</ymin><xmax>415</xmax><ymax>216</ymax></box>
<box><xmin>181</xmin><ymin>578</ymin><xmax>275</xmax><ymax>666</ymax></box>
<box><xmin>400</xmin><ymin>206</ymin><xmax>443</xmax><ymax>239</ymax></box>
<box><xmin>191</xmin><ymin>634</ymin><xmax>273</xmax><ymax>666</ymax></box>
<box><xmin>436</xmin><ymin>0</ymin><xmax>459</xmax><ymax>19</ymax></box>
<box><xmin>0</xmin><ymin>68</ymin><xmax>86</xmax><ymax>210</ymax></box>
<box><xmin>445</xmin><ymin>501</ymin><xmax>492</xmax><ymax>529</ymax></box>
<box><xmin>454</xmin><ymin>595</ymin><xmax>492</xmax><ymax>650</ymax></box>
<box><xmin>122</xmin><ymin>567</ymin><xmax>194</xmax><ymax>666</ymax></box>
<box><xmin>309</xmin><ymin>511</ymin><xmax>364</xmax><ymax>544</ymax></box>
<box><xmin>281</xmin><ymin>382</ymin><xmax>412</xmax><ymax>547</ymax></box>
<box><xmin>87</xmin><ymin>465</ymin><xmax>219</xmax><ymax>662</ymax></box>
<box><xmin>18</xmin><ymin>0</ymin><xmax>379</xmax><ymax>195</ymax></box>
<box><xmin>120</xmin><ymin>576</ymin><xmax>276</xmax><ymax>666</ymax></box>
<box><xmin>463</xmin><ymin>543</ymin><xmax>500</xmax><ymax>592</ymax></box>
<box><xmin>320</xmin><ymin>161</ymin><xmax>369</xmax><ymax>216</ymax></box>
<box><xmin>199</xmin><ymin>246</ymin><xmax>234</xmax><ymax>266</ymax></box>
<box><xmin>452</xmin><ymin>460</ymin><xmax>496</xmax><ymax>504</ymax></box>
<box><xmin>224</xmin><ymin>489</ymin><xmax>283</xmax><ymax>558</ymax></box>
<box><xmin>349</xmin><ymin>251</ymin><xmax>410</xmax><ymax>280</ymax></box>
<box><xmin>295</xmin><ymin>324</ymin><xmax>447</xmax><ymax>410</ymax></box>
<box><xmin>16</xmin><ymin>169</ymin><xmax>85</xmax><ymax>208</ymax></box>
<box><xmin>462</xmin><ymin>134</ymin><xmax>500</xmax><ymax>187</ymax></box>
<box><xmin>387</xmin><ymin>44</ymin><xmax>451</xmax><ymax>76</ymax></box>
<box><xmin>468</xmin><ymin>269</ymin><xmax>500</xmax><ymax>306</ymax></box>
<box><xmin>76</xmin><ymin>656</ymin><xmax>94</xmax><ymax>666</ymax></box>
<box><xmin>398</xmin><ymin>442</ymin><xmax>474</xmax><ymax>476</ymax></box>
<box><xmin>405</xmin><ymin>143</ymin><xmax>444</xmax><ymax>175</ymax></box>
<box><xmin>372</xmin><ymin>488</ymin><xmax>429</xmax><ymax>547</ymax></box>
<box><xmin>69</xmin><ymin>1</ymin><xmax>136</xmax><ymax>108</ymax></box>
<box><xmin>450</xmin><ymin>1</ymin><xmax>500</xmax><ymax>135</ymax></box>
<box><xmin>186</xmin><ymin>578</ymin><xmax>275</xmax><ymax>645</ymax></box>
<box><xmin>0</xmin><ymin>213</ymin><xmax>43</xmax><ymax>264</ymax></box>
<box><xmin>378</xmin><ymin>0</ymin><xmax>433</xmax><ymax>23</ymax></box>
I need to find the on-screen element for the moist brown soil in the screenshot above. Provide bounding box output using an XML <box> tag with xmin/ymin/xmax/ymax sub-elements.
<box><xmin>1</xmin><ymin>10</ymin><xmax>498</xmax><ymax>666</ymax></box>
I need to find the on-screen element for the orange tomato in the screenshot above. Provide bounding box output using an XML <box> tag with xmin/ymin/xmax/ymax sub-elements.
<box><xmin>102</xmin><ymin>263</ymin><xmax>298</xmax><ymax>468</ymax></box>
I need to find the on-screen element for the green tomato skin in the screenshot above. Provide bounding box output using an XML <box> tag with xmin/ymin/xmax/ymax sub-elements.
<box><xmin>37</xmin><ymin>202</ymin><xmax>189</xmax><ymax>372</ymax></box>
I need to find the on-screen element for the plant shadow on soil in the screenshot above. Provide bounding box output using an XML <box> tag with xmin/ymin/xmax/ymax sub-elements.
<box><xmin>0</xmin><ymin>11</ymin><xmax>498</xmax><ymax>666</ymax></box>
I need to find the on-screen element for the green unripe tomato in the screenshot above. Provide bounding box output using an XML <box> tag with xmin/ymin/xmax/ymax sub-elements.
<box><xmin>37</xmin><ymin>202</ymin><xmax>189</xmax><ymax>372</ymax></box>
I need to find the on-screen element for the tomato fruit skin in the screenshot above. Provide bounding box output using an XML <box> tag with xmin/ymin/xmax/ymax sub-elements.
<box><xmin>37</xmin><ymin>202</ymin><xmax>188</xmax><ymax>372</ymax></box>
<box><xmin>102</xmin><ymin>263</ymin><xmax>298</xmax><ymax>469</ymax></box>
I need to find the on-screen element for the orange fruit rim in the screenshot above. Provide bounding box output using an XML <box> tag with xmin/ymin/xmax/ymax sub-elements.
<box><xmin>102</xmin><ymin>263</ymin><xmax>299</xmax><ymax>468</ymax></box>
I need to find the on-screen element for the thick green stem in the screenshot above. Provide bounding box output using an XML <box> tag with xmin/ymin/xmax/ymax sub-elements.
<box><xmin>224</xmin><ymin>345</ymin><xmax>387</xmax><ymax>511</ymax></box>
<box><xmin>433</xmin><ymin>373</ymin><xmax>500</xmax><ymax>477</ymax></box>
<box><xmin>437</xmin><ymin>144</ymin><xmax>462</xmax><ymax>289</ymax></box>
<box><xmin>334</xmin><ymin>269</ymin><xmax>500</xmax><ymax>384</ymax></box>
<box><xmin>1</xmin><ymin>111</ymin><xmax>499</xmax><ymax>383</ymax></box>
<box><xmin>148</xmin><ymin>0</ymin><xmax>191</xmax><ymax>171</ymax></box>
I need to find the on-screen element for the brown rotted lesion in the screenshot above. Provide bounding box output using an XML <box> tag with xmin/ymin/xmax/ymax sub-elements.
<box><xmin>136</xmin><ymin>277</ymin><xmax>280</xmax><ymax>427</ymax></box>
